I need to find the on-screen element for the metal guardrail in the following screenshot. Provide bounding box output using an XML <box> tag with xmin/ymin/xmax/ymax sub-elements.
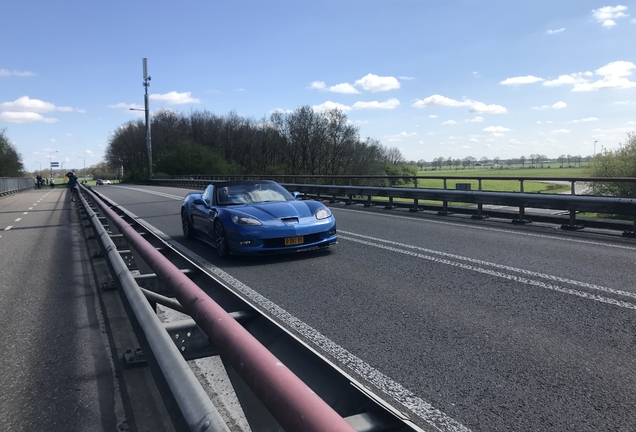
<box><xmin>148</xmin><ymin>178</ymin><xmax>636</xmax><ymax>235</ymax></box>
<box><xmin>79</xmin><ymin>185</ymin><xmax>231</xmax><ymax>432</ymax></box>
<box><xmin>80</xmin><ymin>185</ymin><xmax>364</xmax><ymax>432</ymax></box>
<box><xmin>0</xmin><ymin>177</ymin><xmax>35</xmax><ymax>196</ymax></box>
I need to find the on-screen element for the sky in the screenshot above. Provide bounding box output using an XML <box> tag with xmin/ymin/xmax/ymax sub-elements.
<box><xmin>2</xmin><ymin>0</ymin><xmax>635</xmax><ymax>173</ymax></box>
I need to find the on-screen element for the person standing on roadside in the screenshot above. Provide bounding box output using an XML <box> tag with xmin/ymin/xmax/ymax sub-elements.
<box><xmin>67</xmin><ymin>170</ymin><xmax>79</xmax><ymax>201</ymax></box>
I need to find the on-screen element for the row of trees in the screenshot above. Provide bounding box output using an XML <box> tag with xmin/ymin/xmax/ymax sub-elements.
<box><xmin>415</xmin><ymin>154</ymin><xmax>586</xmax><ymax>171</ymax></box>
<box><xmin>0</xmin><ymin>129</ymin><xmax>25</xmax><ymax>177</ymax></box>
<box><xmin>105</xmin><ymin>106</ymin><xmax>415</xmax><ymax>181</ymax></box>
<box><xmin>588</xmin><ymin>132</ymin><xmax>636</xmax><ymax>196</ymax></box>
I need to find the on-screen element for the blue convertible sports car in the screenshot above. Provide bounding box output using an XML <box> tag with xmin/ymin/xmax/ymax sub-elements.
<box><xmin>181</xmin><ymin>180</ymin><xmax>337</xmax><ymax>258</ymax></box>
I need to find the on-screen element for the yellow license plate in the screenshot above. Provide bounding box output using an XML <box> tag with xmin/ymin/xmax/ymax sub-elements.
<box><xmin>284</xmin><ymin>236</ymin><xmax>304</xmax><ymax>246</ymax></box>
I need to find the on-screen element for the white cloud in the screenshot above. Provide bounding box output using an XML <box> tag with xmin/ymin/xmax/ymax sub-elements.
<box><xmin>329</xmin><ymin>83</ymin><xmax>360</xmax><ymax>94</ymax></box>
<box><xmin>354</xmin><ymin>73</ymin><xmax>400</xmax><ymax>92</ymax></box>
<box><xmin>352</xmin><ymin>98</ymin><xmax>400</xmax><ymax>110</ymax></box>
<box><xmin>149</xmin><ymin>91</ymin><xmax>200</xmax><ymax>104</ymax></box>
<box><xmin>500</xmin><ymin>75</ymin><xmax>544</xmax><ymax>85</ymax></box>
<box><xmin>543</xmin><ymin>72</ymin><xmax>592</xmax><ymax>87</ymax></box>
<box><xmin>508</xmin><ymin>139</ymin><xmax>522</xmax><ymax>145</ymax></box>
<box><xmin>311</xmin><ymin>75</ymin><xmax>398</xmax><ymax>93</ymax></box>
<box><xmin>1</xmin><ymin>96</ymin><xmax>57</xmax><ymax>112</ymax></box>
<box><xmin>441</xmin><ymin>120</ymin><xmax>457</xmax><ymax>125</ymax></box>
<box><xmin>569</xmin><ymin>117</ymin><xmax>599</xmax><ymax>123</ymax></box>
<box><xmin>483</xmin><ymin>126</ymin><xmax>511</xmax><ymax>136</ymax></box>
<box><xmin>0</xmin><ymin>96</ymin><xmax>75</xmax><ymax>123</ymax></box>
<box><xmin>552</xmin><ymin>101</ymin><xmax>567</xmax><ymax>109</ymax></box>
<box><xmin>551</xmin><ymin>129</ymin><xmax>570</xmax><ymax>134</ymax></box>
<box><xmin>0</xmin><ymin>111</ymin><xmax>58</xmax><ymax>123</ymax></box>
<box><xmin>469</xmin><ymin>138</ymin><xmax>479</xmax><ymax>143</ymax></box>
<box><xmin>465</xmin><ymin>116</ymin><xmax>484</xmax><ymax>123</ymax></box>
<box><xmin>311</xmin><ymin>81</ymin><xmax>360</xmax><ymax>94</ymax></box>
<box><xmin>547</xmin><ymin>28</ymin><xmax>566</xmax><ymax>34</ymax></box>
<box><xmin>312</xmin><ymin>101</ymin><xmax>352</xmax><ymax>112</ymax></box>
<box><xmin>428</xmin><ymin>114</ymin><xmax>438</xmax><ymax>118</ymax></box>
<box><xmin>543</xmin><ymin>61</ymin><xmax>636</xmax><ymax>91</ymax></box>
<box><xmin>412</xmin><ymin>94</ymin><xmax>507</xmax><ymax>114</ymax></box>
<box><xmin>592</xmin><ymin>5</ymin><xmax>629</xmax><ymax>27</ymax></box>
<box><xmin>470</xmin><ymin>101</ymin><xmax>507</xmax><ymax>114</ymax></box>
<box><xmin>386</xmin><ymin>132</ymin><xmax>417</xmax><ymax>142</ymax></box>
<box><xmin>614</xmin><ymin>100</ymin><xmax>636</xmax><ymax>105</ymax></box>
<box><xmin>0</xmin><ymin>69</ymin><xmax>35</xmax><ymax>77</ymax></box>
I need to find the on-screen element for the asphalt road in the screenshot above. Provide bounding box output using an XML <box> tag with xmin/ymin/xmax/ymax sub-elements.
<box><xmin>0</xmin><ymin>188</ymin><xmax>125</xmax><ymax>431</ymax></box>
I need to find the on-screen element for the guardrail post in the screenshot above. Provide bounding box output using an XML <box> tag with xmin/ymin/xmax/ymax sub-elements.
<box><xmin>384</xmin><ymin>178</ymin><xmax>394</xmax><ymax>210</ymax></box>
<box><xmin>513</xmin><ymin>180</ymin><xmax>531</xmax><ymax>224</ymax></box>
<box><xmin>561</xmin><ymin>180</ymin><xmax>584</xmax><ymax>230</ymax></box>
<box><xmin>438</xmin><ymin>178</ymin><xmax>451</xmax><ymax>215</ymax></box>
<box><xmin>472</xmin><ymin>179</ymin><xmax>489</xmax><ymax>220</ymax></box>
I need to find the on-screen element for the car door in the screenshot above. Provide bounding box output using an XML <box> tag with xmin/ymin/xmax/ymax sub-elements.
<box><xmin>191</xmin><ymin>185</ymin><xmax>213</xmax><ymax>233</ymax></box>
<box><xmin>192</xmin><ymin>185</ymin><xmax>220</xmax><ymax>241</ymax></box>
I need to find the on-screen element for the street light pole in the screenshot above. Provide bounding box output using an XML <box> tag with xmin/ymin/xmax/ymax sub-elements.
<box><xmin>594</xmin><ymin>141</ymin><xmax>598</xmax><ymax>156</ymax></box>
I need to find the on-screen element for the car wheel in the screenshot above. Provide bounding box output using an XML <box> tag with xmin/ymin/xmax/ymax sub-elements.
<box><xmin>181</xmin><ymin>208</ymin><xmax>194</xmax><ymax>239</ymax></box>
<box><xmin>214</xmin><ymin>220</ymin><xmax>230</xmax><ymax>259</ymax></box>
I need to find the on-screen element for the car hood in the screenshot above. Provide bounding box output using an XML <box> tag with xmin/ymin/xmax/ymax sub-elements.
<box><xmin>231</xmin><ymin>200</ymin><xmax>320</xmax><ymax>221</ymax></box>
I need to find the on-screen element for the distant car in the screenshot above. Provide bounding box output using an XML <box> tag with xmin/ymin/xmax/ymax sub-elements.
<box><xmin>96</xmin><ymin>179</ymin><xmax>111</xmax><ymax>185</ymax></box>
<box><xmin>181</xmin><ymin>180</ymin><xmax>337</xmax><ymax>258</ymax></box>
<box><xmin>103</xmin><ymin>179</ymin><xmax>111</xmax><ymax>184</ymax></box>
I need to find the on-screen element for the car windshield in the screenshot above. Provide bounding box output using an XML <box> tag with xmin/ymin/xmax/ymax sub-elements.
<box><xmin>216</xmin><ymin>182</ymin><xmax>293</xmax><ymax>205</ymax></box>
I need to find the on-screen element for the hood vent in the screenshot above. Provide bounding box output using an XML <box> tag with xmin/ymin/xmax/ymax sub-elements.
<box><xmin>281</xmin><ymin>217</ymin><xmax>299</xmax><ymax>226</ymax></box>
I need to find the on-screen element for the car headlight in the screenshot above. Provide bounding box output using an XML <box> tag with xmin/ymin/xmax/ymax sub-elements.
<box><xmin>315</xmin><ymin>207</ymin><xmax>332</xmax><ymax>220</ymax></box>
<box><xmin>231</xmin><ymin>214</ymin><xmax>262</xmax><ymax>225</ymax></box>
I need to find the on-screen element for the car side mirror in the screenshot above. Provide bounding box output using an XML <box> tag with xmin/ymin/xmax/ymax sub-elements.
<box><xmin>193</xmin><ymin>198</ymin><xmax>206</xmax><ymax>206</ymax></box>
<box><xmin>292</xmin><ymin>191</ymin><xmax>303</xmax><ymax>200</ymax></box>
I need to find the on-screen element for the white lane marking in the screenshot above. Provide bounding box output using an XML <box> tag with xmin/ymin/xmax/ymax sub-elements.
<box><xmin>113</xmin><ymin>185</ymin><xmax>185</xmax><ymax>201</ymax></box>
<box><xmin>28</xmin><ymin>207</ymin><xmax>33</xmax><ymax>210</ymax></box>
<box><xmin>340</xmin><ymin>230</ymin><xmax>636</xmax><ymax>300</ymax></box>
<box><xmin>123</xmin><ymin>211</ymin><xmax>470</xmax><ymax>432</ymax></box>
<box><xmin>14</xmin><ymin>218</ymin><xmax>21</xmax><ymax>222</ymax></box>
<box><xmin>5</xmin><ymin>226</ymin><xmax>12</xmax><ymax>231</ymax></box>
<box><xmin>333</xmin><ymin>207</ymin><xmax>636</xmax><ymax>251</ymax></box>
<box><xmin>339</xmin><ymin>233</ymin><xmax>636</xmax><ymax>311</ymax></box>
<box><xmin>23</xmin><ymin>212</ymin><xmax>28</xmax><ymax>215</ymax></box>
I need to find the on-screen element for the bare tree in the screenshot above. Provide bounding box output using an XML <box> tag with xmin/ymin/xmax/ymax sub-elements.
<box><xmin>0</xmin><ymin>129</ymin><xmax>25</xmax><ymax>177</ymax></box>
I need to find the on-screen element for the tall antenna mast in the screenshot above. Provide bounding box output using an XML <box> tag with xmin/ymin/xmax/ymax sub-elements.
<box><xmin>142</xmin><ymin>58</ymin><xmax>152</xmax><ymax>179</ymax></box>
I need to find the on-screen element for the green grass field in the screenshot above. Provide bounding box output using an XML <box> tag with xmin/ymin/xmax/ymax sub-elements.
<box><xmin>417</xmin><ymin>166</ymin><xmax>589</xmax><ymax>178</ymax></box>
<box><xmin>406</xmin><ymin>166</ymin><xmax>590</xmax><ymax>193</ymax></box>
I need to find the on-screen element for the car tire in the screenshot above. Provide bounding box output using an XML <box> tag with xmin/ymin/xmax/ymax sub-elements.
<box><xmin>181</xmin><ymin>208</ymin><xmax>194</xmax><ymax>239</ymax></box>
<box><xmin>214</xmin><ymin>220</ymin><xmax>230</xmax><ymax>259</ymax></box>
